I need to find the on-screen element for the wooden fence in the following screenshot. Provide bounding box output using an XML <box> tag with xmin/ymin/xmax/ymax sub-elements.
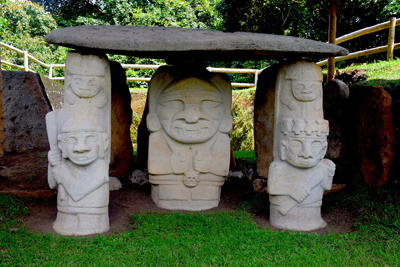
<box><xmin>317</xmin><ymin>17</ymin><xmax>400</xmax><ymax>68</ymax></box>
<box><xmin>0</xmin><ymin>42</ymin><xmax>260</xmax><ymax>88</ymax></box>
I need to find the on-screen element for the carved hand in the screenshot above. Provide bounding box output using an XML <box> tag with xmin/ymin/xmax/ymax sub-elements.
<box><xmin>291</xmin><ymin>186</ymin><xmax>309</xmax><ymax>203</ymax></box>
<box><xmin>48</xmin><ymin>150</ymin><xmax>62</xmax><ymax>166</ymax></box>
<box><xmin>170</xmin><ymin>151</ymin><xmax>190</xmax><ymax>174</ymax></box>
<box><xmin>193</xmin><ymin>150</ymin><xmax>211</xmax><ymax>173</ymax></box>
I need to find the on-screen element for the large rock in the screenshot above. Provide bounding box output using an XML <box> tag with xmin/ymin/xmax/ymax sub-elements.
<box><xmin>109</xmin><ymin>61</ymin><xmax>134</xmax><ymax>178</ymax></box>
<box><xmin>45</xmin><ymin>25</ymin><xmax>348</xmax><ymax>61</ymax></box>
<box><xmin>254</xmin><ymin>65</ymin><xmax>279</xmax><ymax>179</ymax></box>
<box><xmin>1</xmin><ymin>71</ymin><xmax>52</xmax><ymax>152</ymax></box>
<box><xmin>351</xmin><ymin>86</ymin><xmax>395</xmax><ymax>188</ymax></box>
<box><xmin>39</xmin><ymin>74</ymin><xmax>64</xmax><ymax>110</ymax></box>
<box><xmin>323</xmin><ymin>79</ymin><xmax>351</xmax><ymax>159</ymax></box>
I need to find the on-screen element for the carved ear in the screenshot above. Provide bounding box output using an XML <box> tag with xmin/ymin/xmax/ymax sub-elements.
<box><xmin>103</xmin><ymin>133</ymin><xmax>110</xmax><ymax>152</ymax></box>
<box><xmin>219</xmin><ymin>114</ymin><xmax>233</xmax><ymax>134</ymax></box>
<box><xmin>321</xmin><ymin>141</ymin><xmax>328</xmax><ymax>159</ymax></box>
<box><xmin>147</xmin><ymin>113</ymin><xmax>162</xmax><ymax>132</ymax></box>
<box><xmin>280</xmin><ymin>140</ymin><xmax>287</xmax><ymax>161</ymax></box>
<box><xmin>58</xmin><ymin>134</ymin><xmax>67</xmax><ymax>158</ymax></box>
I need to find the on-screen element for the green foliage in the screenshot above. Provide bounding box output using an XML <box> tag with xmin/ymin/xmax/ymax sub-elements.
<box><xmin>231</xmin><ymin>89</ymin><xmax>254</xmax><ymax>151</ymax></box>
<box><xmin>0</xmin><ymin>0</ymin><xmax>68</xmax><ymax>77</ymax></box>
<box><xmin>217</xmin><ymin>0</ymin><xmax>398</xmax><ymax>65</ymax></box>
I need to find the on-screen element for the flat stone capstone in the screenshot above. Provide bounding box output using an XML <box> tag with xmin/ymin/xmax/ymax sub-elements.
<box><xmin>45</xmin><ymin>25</ymin><xmax>349</xmax><ymax>61</ymax></box>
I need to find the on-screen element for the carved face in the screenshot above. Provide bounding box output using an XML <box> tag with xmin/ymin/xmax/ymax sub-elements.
<box><xmin>282</xmin><ymin>135</ymin><xmax>326</xmax><ymax>168</ymax></box>
<box><xmin>69</xmin><ymin>75</ymin><xmax>104</xmax><ymax>98</ymax></box>
<box><xmin>64</xmin><ymin>132</ymin><xmax>101</xmax><ymax>166</ymax></box>
<box><xmin>291</xmin><ymin>80</ymin><xmax>321</xmax><ymax>102</ymax></box>
<box><xmin>156</xmin><ymin>79</ymin><xmax>225</xmax><ymax>143</ymax></box>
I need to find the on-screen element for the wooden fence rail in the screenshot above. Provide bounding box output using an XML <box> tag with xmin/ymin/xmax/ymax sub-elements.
<box><xmin>0</xmin><ymin>42</ymin><xmax>259</xmax><ymax>88</ymax></box>
<box><xmin>318</xmin><ymin>17</ymin><xmax>400</xmax><ymax>69</ymax></box>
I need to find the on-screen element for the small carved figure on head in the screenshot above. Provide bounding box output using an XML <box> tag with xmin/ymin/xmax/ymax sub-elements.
<box><xmin>64</xmin><ymin>52</ymin><xmax>110</xmax><ymax>107</ymax></box>
<box><xmin>280</xmin><ymin>61</ymin><xmax>323</xmax><ymax>115</ymax></box>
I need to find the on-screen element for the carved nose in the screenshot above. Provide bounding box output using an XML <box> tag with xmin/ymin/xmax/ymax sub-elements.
<box><xmin>183</xmin><ymin>104</ymin><xmax>200</xmax><ymax>123</ymax></box>
<box><xmin>299</xmin><ymin>144</ymin><xmax>313</xmax><ymax>159</ymax></box>
<box><xmin>73</xmin><ymin>139</ymin><xmax>90</xmax><ymax>152</ymax></box>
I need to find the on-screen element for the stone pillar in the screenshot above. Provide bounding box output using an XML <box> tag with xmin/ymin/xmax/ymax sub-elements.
<box><xmin>46</xmin><ymin>51</ymin><xmax>111</xmax><ymax>235</ymax></box>
<box><xmin>147</xmin><ymin>65</ymin><xmax>232</xmax><ymax>211</ymax></box>
<box><xmin>267</xmin><ymin>60</ymin><xmax>335</xmax><ymax>231</ymax></box>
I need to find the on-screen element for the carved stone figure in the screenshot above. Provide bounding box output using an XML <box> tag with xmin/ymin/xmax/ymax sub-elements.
<box><xmin>268</xmin><ymin>118</ymin><xmax>334</xmax><ymax>231</ymax></box>
<box><xmin>268</xmin><ymin>61</ymin><xmax>335</xmax><ymax>231</ymax></box>
<box><xmin>46</xmin><ymin>51</ymin><xmax>111</xmax><ymax>235</ymax></box>
<box><xmin>147</xmin><ymin>66</ymin><xmax>232</xmax><ymax>211</ymax></box>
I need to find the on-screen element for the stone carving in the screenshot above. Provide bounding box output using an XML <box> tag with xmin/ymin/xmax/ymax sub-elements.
<box><xmin>268</xmin><ymin>61</ymin><xmax>335</xmax><ymax>231</ymax></box>
<box><xmin>147</xmin><ymin>66</ymin><xmax>232</xmax><ymax>210</ymax></box>
<box><xmin>46</xmin><ymin>51</ymin><xmax>111</xmax><ymax>235</ymax></box>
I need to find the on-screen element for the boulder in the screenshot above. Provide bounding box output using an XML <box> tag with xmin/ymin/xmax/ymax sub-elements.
<box><xmin>1</xmin><ymin>71</ymin><xmax>52</xmax><ymax>152</ymax></box>
<box><xmin>323</xmin><ymin>79</ymin><xmax>351</xmax><ymax>158</ymax></box>
<box><xmin>351</xmin><ymin>86</ymin><xmax>395</xmax><ymax>188</ymax></box>
<box><xmin>253</xmin><ymin>65</ymin><xmax>279</xmax><ymax>179</ymax></box>
<box><xmin>109</xmin><ymin>61</ymin><xmax>134</xmax><ymax>178</ymax></box>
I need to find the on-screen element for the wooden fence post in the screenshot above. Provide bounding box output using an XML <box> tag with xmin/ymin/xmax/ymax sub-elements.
<box><xmin>23</xmin><ymin>51</ymin><xmax>29</xmax><ymax>71</ymax></box>
<box><xmin>387</xmin><ymin>17</ymin><xmax>396</xmax><ymax>61</ymax></box>
<box><xmin>327</xmin><ymin>0</ymin><xmax>337</xmax><ymax>82</ymax></box>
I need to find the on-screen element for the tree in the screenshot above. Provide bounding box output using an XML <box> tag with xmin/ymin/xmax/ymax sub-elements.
<box><xmin>217</xmin><ymin>0</ymin><xmax>398</xmax><ymax>64</ymax></box>
<box><xmin>1</xmin><ymin>0</ymin><xmax>68</xmax><ymax>76</ymax></box>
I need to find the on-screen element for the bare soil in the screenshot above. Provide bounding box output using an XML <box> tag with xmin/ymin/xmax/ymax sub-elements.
<box><xmin>0</xmin><ymin>149</ymin><xmax>357</xmax><ymax>236</ymax></box>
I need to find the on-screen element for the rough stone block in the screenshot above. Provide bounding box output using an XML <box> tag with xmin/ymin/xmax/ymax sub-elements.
<box><xmin>323</xmin><ymin>79</ymin><xmax>350</xmax><ymax>159</ymax></box>
<box><xmin>1</xmin><ymin>71</ymin><xmax>52</xmax><ymax>152</ymax></box>
<box><xmin>351</xmin><ymin>86</ymin><xmax>395</xmax><ymax>188</ymax></box>
<box><xmin>109</xmin><ymin>61</ymin><xmax>134</xmax><ymax>178</ymax></box>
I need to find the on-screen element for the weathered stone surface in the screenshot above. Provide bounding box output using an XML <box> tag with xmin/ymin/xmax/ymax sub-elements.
<box><xmin>109</xmin><ymin>61</ymin><xmax>134</xmax><ymax>179</ymax></box>
<box><xmin>351</xmin><ymin>86</ymin><xmax>394</xmax><ymax>188</ymax></box>
<box><xmin>147</xmin><ymin>65</ymin><xmax>232</xmax><ymax>211</ymax></box>
<box><xmin>266</xmin><ymin>60</ymin><xmax>335</xmax><ymax>231</ymax></box>
<box><xmin>323</xmin><ymin>79</ymin><xmax>350</xmax><ymax>159</ymax></box>
<box><xmin>109</xmin><ymin>176</ymin><xmax>122</xmax><ymax>191</ymax></box>
<box><xmin>1</xmin><ymin>71</ymin><xmax>52</xmax><ymax>152</ymax></box>
<box><xmin>46</xmin><ymin>51</ymin><xmax>111</xmax><ymax>236</ymax></box>
<box><xmin>136</xmin><ymin>98</ymin><xmax>150</xmax><ymax>169</ymax></box>
<box><xmin>45</xmin><ymin>26</ymin><xmax>348</xmax><ymax>61</ymax></box>
<box><xmin>39</xmin><ymin>74</ymin><xmax>64</xmax><ymax>110</ymax></box>
<box><xmin>254</xmin><ymin>65</ymin><xmax>279</xmax><ymax>179</ymax></box>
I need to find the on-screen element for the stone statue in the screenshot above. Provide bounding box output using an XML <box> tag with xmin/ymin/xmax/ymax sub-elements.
<box><xmin>268</xmin><ymin>60</ymin><xmax>335</xmax><ymax>231</ymax></box>
<box><xmin>268</xmin><ymin>118</ymin><xmax>335</xmax><ymax>231</ymax></box>
<box><xmin>146</xmin><ymin>66</ymin><xmax>232</xmax><ymax>210</ymax></box>
<box><xmin>46</xmin><ymin>51</ymin><xmax>111</xmax><ymax>235</ymax></box>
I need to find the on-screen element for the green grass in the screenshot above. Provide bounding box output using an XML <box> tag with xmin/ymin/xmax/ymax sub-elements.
<box><xmin>233</xmin><ymin>150</ymin><xmax>256</xmax><ymax>165</ymax></box>
<box><xmin>1</xmin><ymin>175</ymin><xmax>399</xmax><ymax>266</ymax></box>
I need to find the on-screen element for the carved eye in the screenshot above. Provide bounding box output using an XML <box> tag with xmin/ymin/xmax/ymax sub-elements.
<box><xmin>88</xmin><ymin>78</ymin><xmax>98</xmax><ymax>87</ymax></box>
<box><xmin>201</xmin><ymin>100</ymin><xmax>221</xmax><ymax>109</ymax></box>
<box><xmin>74</xmin><ymin>78</ymin><xmax>82</xmax><ymax>85</ymax></box>
<box><xmin>312</xmin><ymin>141</ymin><xmax>322</xmax><ymax>148</ymax></box>
<box><xmin>159</xmin><ymin>100</ymin><xmax>184</xmax><ymax>110</ymax></box>
<box><xmin>87</xmin><ymin>135</ymin><xmax>98</xmax><ymax>143</ymax></box>
<box><xmin>289</xmin><ymin>140</ymin><xmax>301</xmax><ymax>147</ymax></box>
<box><xmin>66</xmin><ymin>136</ymin><xmax>77</xmax><ymax>144</ymax></box>
<box><xmin>295</xmin><ymin>84</ymin><xmax>304</xmax><ymax>91</ymax></box>
<box><xmin>311</xmin><ymin>84</ymin><xmax>320</xmax><ymax>91</ymax></box>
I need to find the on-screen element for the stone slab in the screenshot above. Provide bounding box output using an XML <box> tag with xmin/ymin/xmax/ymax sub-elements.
<box><xmin>351</xmin><ymin>86</ymin><xmax>395</xmax><ymax>188</ymax></box>
<box><xmin>1</xmin><ymin>71</ymin><xmax>52</xmax><ymax>152</ymax></box>
<box><xmin>45</xmin><ymin>26</ymin><xmax>349</xmax><ymax>61</ymax></box>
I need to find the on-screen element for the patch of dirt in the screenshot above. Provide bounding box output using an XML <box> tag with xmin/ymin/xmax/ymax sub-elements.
<box><xmin>1</xmin><ymin>149</ymin><xmax>356</xmax><ymax>236</ymax></box>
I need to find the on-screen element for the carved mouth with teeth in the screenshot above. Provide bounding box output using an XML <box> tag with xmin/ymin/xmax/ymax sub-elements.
<box><xmin>173</xmin><ymin>127</ymin><xmax>210</xmax><ymax>138</ymax></box>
